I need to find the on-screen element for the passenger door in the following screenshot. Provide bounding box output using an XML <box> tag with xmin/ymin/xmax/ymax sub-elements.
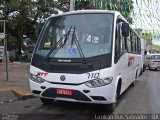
<box><xmin>114</xmin><ymin>20</ymin><xmax>130</xmax><ymax>93</ymax></box>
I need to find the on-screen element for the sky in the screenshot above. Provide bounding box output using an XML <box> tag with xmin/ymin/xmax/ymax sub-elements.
<box><xmin>132</xmin><ymin>0</ymin><xmax>160</xmax><ymax>45</ymax></box>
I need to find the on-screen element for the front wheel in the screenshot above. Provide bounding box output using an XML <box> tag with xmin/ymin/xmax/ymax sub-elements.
<box><xmin>40</xmin><ymin>97</ymin><xmax>54</xmax><ymax>105</ymax></box>
<box><xmin>106</xmin><ymin>103</ymin><xmax>116</xmax><ymax>113</ymax></box>
<box><xmin>130</xmin><ymin>80</ymin><xmax>135</xmax><ymax>87</ymax></box>
<box><xmin>105</xmin><ymin>83</ymin><xmax>120</xmax><ymax>113</ymax></box>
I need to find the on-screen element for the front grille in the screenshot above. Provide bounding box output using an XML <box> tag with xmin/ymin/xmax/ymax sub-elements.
<box><xmin>153</xmin><ymin>61</ymin><xmax>160</xmax><ymax>62</ymax></box>
<box><xmin>32</xmin><ymin>90</ymin><xmax>41</xmax><ymax>95</ymax></box>
<box><xmin>42</xmin><ymin>88</ymin><xmax>91</xmax><ymax>101</ymax></box>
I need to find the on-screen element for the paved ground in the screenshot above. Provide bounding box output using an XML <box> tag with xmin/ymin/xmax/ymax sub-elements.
<box><xmin>0</xmin><ymin>61</ymin><xmax>31</xmax><ymax>102</ymax></box>
<box><xmin>0</xmin><ymin>61</ymin><xmax>30</xmax><ymax>90</ymax></box>
<box><xmin>0</xmin><ymin>68</ymin><xmax>160</xmax><ymax>120</ymax></box>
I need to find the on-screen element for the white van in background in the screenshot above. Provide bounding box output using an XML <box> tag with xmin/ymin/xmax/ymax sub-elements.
<box><xmin>145</xmin><ymin>54</ymin><xmax>160</xmax><ymax>70</ymax></box>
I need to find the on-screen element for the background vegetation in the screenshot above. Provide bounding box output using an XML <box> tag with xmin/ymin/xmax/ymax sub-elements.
<box><xmin>0</xmin><ymin>0</ymin><xmax>134</xmax><ymax>52</ymax></box>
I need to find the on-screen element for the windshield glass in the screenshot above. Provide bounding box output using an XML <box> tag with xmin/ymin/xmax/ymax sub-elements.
<box><xmin>151</xmin><ymin>55</ymin><xmax>160</xmax><ymax>60</ymax></box>
<box><xmin>35</xmin><ymin>13</ymin><xmax>113</xmax><ymax>58</ymax></box>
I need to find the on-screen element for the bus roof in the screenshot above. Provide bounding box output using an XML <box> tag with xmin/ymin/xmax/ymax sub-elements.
<box><xmin>149</xmin><ymin>53</ymin><xmax>160</xmax><ymax>56</ymax></box>
<box><xmin>49</xmin><ymin>10</ymin><xmax>122</xmax><ymax>19</ymax></box>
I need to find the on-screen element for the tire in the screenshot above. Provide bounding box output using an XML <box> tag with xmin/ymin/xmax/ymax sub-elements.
<box><xmin>143</xmin><ymin>65</ymin><xmax>146</xmax><ymax>72</ymax></box>
<box><xmin>130</xmin><ymin>80</ymin><xmax>135</xmax><ymax>87</ymax></box>
<box><xmin>139</xmin><ymin>69</ymin><xmax>143</xmax><ymax>76</ymax></box>
<box><xmin>106</xmin><ymin>103</ymin><xmax>116</xmax><ymax>113</ymax></box>
<box><xmin>131</xmin><ymin>72</ymin><xmax>136</xmax><ymax>87</ymax></box>
<box><xmin>148</xmin><ymin>65</ymin><xmax>151</xmax><ymax>70</ymax></box>
<box><xmin>40</xmin><ymin>97</ymin><xmax>53</xmax><ymax>105</ymax></box>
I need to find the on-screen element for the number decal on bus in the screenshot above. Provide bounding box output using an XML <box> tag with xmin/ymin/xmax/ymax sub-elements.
<box><xmin>87</xmin><ymin>73</ymin><xmax>99</xmax><ymax>79</ymax></box>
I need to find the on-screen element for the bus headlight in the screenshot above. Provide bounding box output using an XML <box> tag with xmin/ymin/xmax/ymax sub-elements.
<box><xmin>85</xmin><ymin>77</ymin><xmax>113</xmax><ymax>88</ymax></box>
<box><xmin>29</xmin><ymin>73</ymin><xmax>45</xmax><ymax>83</ymax></box>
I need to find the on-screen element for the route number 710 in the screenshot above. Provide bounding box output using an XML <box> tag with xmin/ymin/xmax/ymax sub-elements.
<box><xmin>87</xmin><ymin>73</ymin><xmax>99</xmax><ymax>79</ymax></box>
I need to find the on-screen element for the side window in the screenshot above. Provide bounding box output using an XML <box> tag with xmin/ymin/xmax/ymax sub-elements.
<box><xmin>119</xmin><ymin>23</ymin><xmax>131</xmax><ymax>53</ymax></box>
<box><xmin>135</xmin><ymin>34</ymin><xmax>138</xmax><ymax>53</ymax></box>
<box><xmin>137</xmin><ymin>37</ymin><xmax>141</xmax><ymax>54</ymax></box>
<box><xmin>130</xmin><ymin>31</ymin><xmax>140</xmax><ymax>54</ymax></box>
<box><xmin>133</xmin><ymin>33</ymin><xmax>137</xmax><ymax>53</ymax></box>
<box><xmin>130</xmin><ymin>31</ymin><xmax>136</xmax><ymax>53</ymax></box>
<box><xmin>127</xmin><ymin>37</ymin><xmax>131</xmax><ymax>52</ymax></box>
<box><xmin>114</xmin><ymin>18</ymin><xmax>130</xmax><ymax>63</ymax></box>
<box><xmin>115</xmin><ymin>23</ymin><xmax>121</xmax><ymax>62</ymax></box>
<box><xmin>119</xmin><ymin>23</ymin><xmax>127</xmax><ymax>51</ymax></box>
<box><xmin>126</xmin><ymin>29</ymin><xmax>131</xmax><ymax>52</ymax></box>
<box><xmin>130</xmin><ymin>30</ymin><xmax>133</xmax><ymax>52</ymax></box>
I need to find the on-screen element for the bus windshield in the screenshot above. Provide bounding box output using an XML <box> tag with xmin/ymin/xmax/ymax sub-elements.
<box><xmin>151</xmin><ymin>55</ymin><xmax>160</xmax><ymax>60</ymax></box>
<box><xmin>35</xmin><ymin>13</ymin><xmax>113</xmax><ymax>58</ymax></box>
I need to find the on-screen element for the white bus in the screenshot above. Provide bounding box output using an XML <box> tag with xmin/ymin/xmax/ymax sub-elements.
<box><xmin>29</xmin><ymin>10</ymin><xmax>142</xmax><ymax>112</ymax></box>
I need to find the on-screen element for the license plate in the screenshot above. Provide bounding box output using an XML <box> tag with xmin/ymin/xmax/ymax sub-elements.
<box><xmin>56</xmin><ymin>89</ymin><xmax>72</xmax><ymax>96</ymax></box>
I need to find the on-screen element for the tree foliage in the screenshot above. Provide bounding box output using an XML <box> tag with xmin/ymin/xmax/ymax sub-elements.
<box><xmin>106</xmin><ymin>0</ymin><xmax>134</xmax><ymax>23</ymax></box>
<box><xmin>59</xmin><ymin>0</ymin><xmax>134</xmax><ymax>23</ymax></box>
<box><xmin>0</xmin><ymin>0</ymin><xmax>67</xmax><ymax>51</ymax></box>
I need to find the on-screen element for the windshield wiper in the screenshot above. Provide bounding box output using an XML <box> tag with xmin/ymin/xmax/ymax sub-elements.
<box><xmin>71</xmin><ymin>26</ymin><xmax>85</xmax><ymax>59</ymax></box>
<box><xmin>45</xmin><ymin>26</ymin><xmax>72</xmax><ymax>60</ymax></box>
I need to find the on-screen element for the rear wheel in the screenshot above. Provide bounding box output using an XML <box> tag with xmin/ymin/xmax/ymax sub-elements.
<box><xmin>40</xmin><ymin>97</ymin><xmax>54</xmax><ymax>105</ymax></box>
<box><xmin>139</xmin><ymin>69</ymin><xmax>143</xmax><ymax>75</ymax></box>
<box><xmin>148</xmin><ymin>65</ymin><xmax>151</xmax><ymax>70</ymax></box>
<box><xmin>130</xmin><ymin>80</ymin><xmax>135</xmax><ymax>87</ymax></box>
<box><xmin>131</xmin><ymin>72</ymin><xmax>137</xmax><ymax>87</ymax></box>
<box><xmin>143</xmin><ymin>65</ymin><xmax>146</xmax><ymax>72</ymax></box>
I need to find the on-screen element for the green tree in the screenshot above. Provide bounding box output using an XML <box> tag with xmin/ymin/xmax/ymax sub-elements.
<box><xmin>75</xmin><ymin>0</ymin><xmax>95</xmax><ymax>10</ymax></box>
<box><xmin>0</xmin><ymin>0</ymin><xmax>67</xmax><ymax>52</ymax></box>
<box><xmin>58</xmin><ymin>0</ymin><xmax>134</xmax><ymax>23</ymax></box>
<box><xmin>106</xmin><ymin>0</ymin><xmax>134</xmax><ymax>23</ymax></box>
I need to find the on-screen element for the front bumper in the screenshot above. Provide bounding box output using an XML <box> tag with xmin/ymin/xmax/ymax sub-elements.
<box><xmin>29</xmin><ymin>79</ymin><xmax>116</xmax><ymax>104</ymax></box>
<box><xmin>150</xmin><ymin>64</ymin><xmax>160</xmax><ymax>69</ymax></box>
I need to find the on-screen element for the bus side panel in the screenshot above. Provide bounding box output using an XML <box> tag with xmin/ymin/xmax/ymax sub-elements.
<box><xmin>112</xmin><ymin>53</ymin><xmax>136</xmax><ymax>94</ymax></box>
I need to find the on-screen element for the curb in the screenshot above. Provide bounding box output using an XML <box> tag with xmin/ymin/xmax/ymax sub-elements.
<box><xmin>12</xmin><ymin>87</ymin><xmax>33</xmax><ymax>99</ymax></box>
<box><xmin>0</xmin><ymin>87</ymin><xmax>33</xmax><ymax>100</ymax></box>
<box><xmin>13</xmin><ymin>61</ymin><xmax>30</xmax><ymax>65</ymax></box>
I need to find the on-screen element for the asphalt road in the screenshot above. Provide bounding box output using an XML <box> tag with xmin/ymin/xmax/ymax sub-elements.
<box><xmin>0</xmin><ymin>69</ymin><xmax>160</xmax><ymax>120</ymax></box>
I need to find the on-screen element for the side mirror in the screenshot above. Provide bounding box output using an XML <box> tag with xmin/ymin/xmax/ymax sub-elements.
<box><xmin>122</xmin><ymin>22</ymin><xmax>129</xmax><ymax>37</ymax></box>
<box><xmin>144</xmin><ymin>50</ymin><xmax>147</xmax><ymax>55</ymax></box>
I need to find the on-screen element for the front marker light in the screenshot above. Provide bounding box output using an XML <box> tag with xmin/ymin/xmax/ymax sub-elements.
<box><xmin>29</xmin><ymin>73</ymin><xmax>45</xmax><ymax>83</ymax></box>
<box><xmin>85</xmin><ymin>77</ymin><xmax>113</xmax><ymax>88</ymax></box>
